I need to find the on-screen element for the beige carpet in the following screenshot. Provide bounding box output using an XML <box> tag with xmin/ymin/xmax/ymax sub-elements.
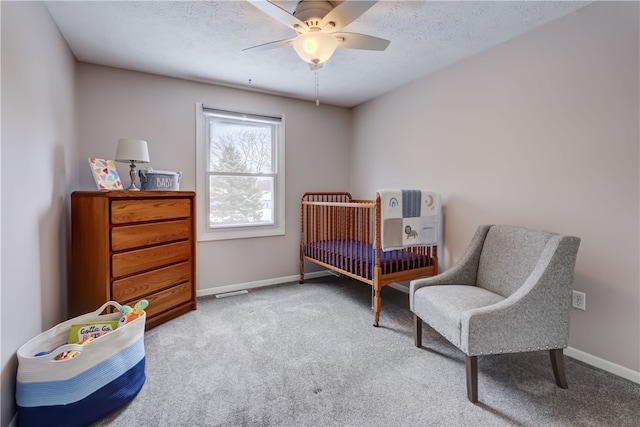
<box><xmin>94</xmin><ymin>276</ymin><xmax>640</xmax><ymax>426</ymax></box>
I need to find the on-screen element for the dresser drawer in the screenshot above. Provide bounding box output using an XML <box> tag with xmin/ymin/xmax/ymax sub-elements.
<box><xmin>139</xmin><ymin>282</ymin><xmax>193</xmax><ymax>319</ymax></box>
<box><xmin>111</xmin><ymin>198</ymin><xmax>191</xmax><ymax>224</ymax></box>
<box><xmin>112</xmin><ymin>261</ymin><xmax>191</xmax><ymax>302</ymax></box>
<box><xmin>112</xmin><ymin>219</ymin><xmax>191</xmax><ymax>251</ymax></box>
<box><xmin>112</xmin><ymin>241</ymin><xmax>191</xmax><ymax>278</ymax></box>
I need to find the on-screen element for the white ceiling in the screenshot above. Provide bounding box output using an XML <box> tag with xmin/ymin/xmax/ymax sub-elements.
<box><xmin>45</xmin><ymin>1</ymin><xmax>592</xmax><ymax>108</ymax></box>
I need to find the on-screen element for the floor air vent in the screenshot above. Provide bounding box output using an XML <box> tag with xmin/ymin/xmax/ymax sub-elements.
<box><xmin>215</xmin><ymin>290</ymin><xmax>249</xmax><ymax>299</ymax></box>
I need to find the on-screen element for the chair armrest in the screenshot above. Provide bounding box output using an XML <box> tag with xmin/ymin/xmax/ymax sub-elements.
<box><xmin>460</xmin><ymin>235</ymin><xmax>580</xmax><ymax>355</ymax></box>
<box><xmin>410</xmin><ymin>225</ymin><xmax>492</xmax><ymax>311</ymax></box>
<box><xmin>410</xmin><ymin>224</ymin><xmax>491</xmax><ymax>292</ymax></box>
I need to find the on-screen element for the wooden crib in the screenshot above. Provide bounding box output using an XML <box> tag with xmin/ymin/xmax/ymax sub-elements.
<box><xmin>300</xmin><ymin>192</ymin><xmax>438</xmax><ymax>326</ymax></box>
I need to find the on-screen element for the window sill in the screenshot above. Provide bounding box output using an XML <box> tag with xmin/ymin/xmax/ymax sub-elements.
<box><xmin>197</xmin><ymin>225</ymin><xmax>285</xmax><ymax>242</ymax></box>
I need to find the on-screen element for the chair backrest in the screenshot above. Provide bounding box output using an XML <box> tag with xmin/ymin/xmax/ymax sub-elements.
<box><xmin>476</xmin><ymin>225</ymin><xmax>556</xmax><ymax>298</ymax></box>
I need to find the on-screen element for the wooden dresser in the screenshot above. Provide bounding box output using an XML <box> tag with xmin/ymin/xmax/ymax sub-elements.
<box><xmin>70</xmin><ymin>191</ymin><xmax>197</xmax><ymax>329</ymax></box>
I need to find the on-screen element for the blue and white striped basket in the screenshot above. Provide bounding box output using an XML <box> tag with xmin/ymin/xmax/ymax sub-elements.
<box><xmin>16</xmin><ymin>301</ymin><xmax>146</xmax><ymax>427</ymax></box>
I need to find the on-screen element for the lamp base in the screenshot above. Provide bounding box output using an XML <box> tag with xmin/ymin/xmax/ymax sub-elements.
<box><xmin>125</xmin><ymin>161</ymin><xmax>141</xmax><ymax>191</ymax></box>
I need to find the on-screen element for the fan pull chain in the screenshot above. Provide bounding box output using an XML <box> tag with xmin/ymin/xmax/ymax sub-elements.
<box><xmin>315</xmin><ymin>70</ymin><xmax>320</xmax><ymax>106</ymax></box>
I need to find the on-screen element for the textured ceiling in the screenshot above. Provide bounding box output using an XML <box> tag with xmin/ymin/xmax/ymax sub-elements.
<box><xmin>45</xmin><ymin>1</ymin><xmax>592</xmax><ymax>107</ymax></box>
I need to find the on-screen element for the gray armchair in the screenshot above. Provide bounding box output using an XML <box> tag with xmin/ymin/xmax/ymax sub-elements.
<box><xmin>410</xmin><ymin>225</ymin><xmax>581</xmax><ymax>403</ymax></box>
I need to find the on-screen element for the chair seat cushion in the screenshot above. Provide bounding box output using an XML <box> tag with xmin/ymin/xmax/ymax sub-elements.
<box><xmin>413</xmin><ymin>285</ymin><xmax>504</xmax><ymax>349</ymax></box>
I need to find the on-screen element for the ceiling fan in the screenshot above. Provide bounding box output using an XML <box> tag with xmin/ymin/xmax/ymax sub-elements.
<box><xmin>244</xmin><ymin>0</ymin><xmax>390</xmax><ymax>70</ymax></box>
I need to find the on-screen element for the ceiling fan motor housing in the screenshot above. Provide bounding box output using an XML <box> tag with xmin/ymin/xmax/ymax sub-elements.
<box><xmin>293</xmin><ymin>0</ymin><xmax>337</xmax><ymax>30</ymax></box>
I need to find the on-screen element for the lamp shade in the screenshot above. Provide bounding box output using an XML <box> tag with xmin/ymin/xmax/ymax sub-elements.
<box><xmin>292</xmin><ymin>31</ymin><xmax>339</xmax><ymax>65</ymax></box>
<box><xmin>115</xmin><ymin>139</ymin><xmax>150</xmax><ymax>163</ymax></box>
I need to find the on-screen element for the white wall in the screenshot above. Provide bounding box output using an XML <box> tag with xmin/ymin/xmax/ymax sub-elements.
<box><xmin>0</xmin><ymin>1</ymin><xmax>78</xmax><ymax>425</ymax></box>
<box><xmin>350</xmin><ymin>1</ymin><xmax>639</xmax><ymax>374</ymax></box>
<box><xmin>76</xmin><ymin>64</ymin><xmax>351</xmax><ymax>291</ymax></box>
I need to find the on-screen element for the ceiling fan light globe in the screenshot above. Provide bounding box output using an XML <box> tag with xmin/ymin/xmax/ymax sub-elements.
<box><xmin>303</xmin><ymin>38</ymin><xmax>319</xmax><ymax>54</ymax></box>
<box><xmin>293</xmin><ymin>32</ymin><xmax>338</xmax><ymax>65</ymax></box>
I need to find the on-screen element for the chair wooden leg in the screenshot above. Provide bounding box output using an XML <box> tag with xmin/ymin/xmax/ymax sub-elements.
<box><xmin>465</xmin><ymin>355</ymin><xmax>478</xmax><ymax>403</ymax></box>
<box><xmin>414</xmin><ymin>315</ymin><xmax>422</xmax><ymax>348</ymax></box>
<box><xmin>550</xmin><ymin>348</ymin><xmax>568</xmax><ymax>389</ymax></box>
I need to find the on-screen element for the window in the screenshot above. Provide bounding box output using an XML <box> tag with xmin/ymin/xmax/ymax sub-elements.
<box><xmin>196</xmin><ymin>104</ymin><xmax>285</xmax><ymax>241</ymax></box>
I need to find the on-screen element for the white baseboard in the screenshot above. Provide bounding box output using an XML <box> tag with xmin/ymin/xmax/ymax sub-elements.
<box><xmin>389</xmin><ymin>282</ymin><xmax>410</xmax><ymax>293</ymax></box>
<box><xmin>196</xmin><ymin>271</ymin><xmax>332</xmax><ymax>298</ymax></box>
<box><xmin>565</xmin><ymin>346</ymin><xmax>640</xmax><ymax>384</ymax></box>
<box><xmin>196</xmin><ymin>270</ymin><xmax>640</xmax><ymax>385</ymax></box>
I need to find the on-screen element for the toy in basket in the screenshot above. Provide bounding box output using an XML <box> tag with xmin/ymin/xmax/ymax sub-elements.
<box><xmin>118</xmin><ymin>299</ymin><xmax>148</xmax><ymax>328</ymax></box>
<box><xmin>16</xmin><ymin>301</ymin><xmax>148</xmax><ymax>427</ymax></box>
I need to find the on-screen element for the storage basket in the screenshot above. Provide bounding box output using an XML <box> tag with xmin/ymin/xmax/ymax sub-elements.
<box><xmin>16</xmin><ymin>301</ymin><xmax>146</xmax><ymax>427</ymax></box>
<box><xmin>138</xmin><ymin>168</ymin><xmax>181</xmax><ymax>190</ymax></box>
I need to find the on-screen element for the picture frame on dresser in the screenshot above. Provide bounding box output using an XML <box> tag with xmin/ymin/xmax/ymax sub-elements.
<box><xmin>70</xmin><ymin>191</ymin><xmax>197</xmax><ymax>329</ymax></box>
<box><xmin>88</xmin><ymin>158</ymin><xmax>124</xmax><ymax>190</ymax></box>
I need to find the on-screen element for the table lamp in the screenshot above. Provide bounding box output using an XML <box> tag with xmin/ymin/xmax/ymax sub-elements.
<box><xmin>115</xmin><ymin>139</ymin><xmax>150</xmax><ymax>191</ymax></box>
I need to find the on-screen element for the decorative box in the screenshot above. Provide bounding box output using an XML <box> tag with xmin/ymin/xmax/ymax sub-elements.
<box><xmin>138</xmin><ymin>168</ymin><xmax>181</xmax><ymax>191</ymax></box>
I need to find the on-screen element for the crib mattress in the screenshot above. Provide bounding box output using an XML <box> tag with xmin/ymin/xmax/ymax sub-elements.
<box><xmin>304</xmin><ymin>240</ymin><xmax>430</xmax><ymax>280</ymax></box>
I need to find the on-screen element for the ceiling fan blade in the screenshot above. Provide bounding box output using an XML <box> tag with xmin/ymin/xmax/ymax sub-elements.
<box><xmin>247</xmin><ymin>0</ymin><xmax>309</xmax><ymax>32</ymax></box>
<box><xmin>320</xmin><ymin>1</ymin><xmax>378</xmax><ymax>32</ymax></box>
<box><xmin>243</xmin><ymin>38</ymin><xmax>293</xmax><ymax>52</ymax></box>
<box><xmin>333</xmin><ymin>32</ymin><xmax>390</xmax><ymax>51</ymax></box>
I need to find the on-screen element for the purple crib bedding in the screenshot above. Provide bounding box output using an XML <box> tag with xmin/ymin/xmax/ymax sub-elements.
<box><xmin>304</xmin><ymin>240</ymin><xmax>429</xmax><ymax>280</ymax></box>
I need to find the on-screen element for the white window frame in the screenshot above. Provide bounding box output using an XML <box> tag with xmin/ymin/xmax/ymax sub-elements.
<box><xmin>195</xmin><ymin>103</ymin><xmax>285</xmax><ymax>241</ymax></box>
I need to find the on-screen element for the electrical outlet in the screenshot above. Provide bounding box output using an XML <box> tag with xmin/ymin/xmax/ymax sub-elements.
<box><xmin>572</xmin><ymin>290</ymin><xmax>586</xmax><ymax>310</ymax></box>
